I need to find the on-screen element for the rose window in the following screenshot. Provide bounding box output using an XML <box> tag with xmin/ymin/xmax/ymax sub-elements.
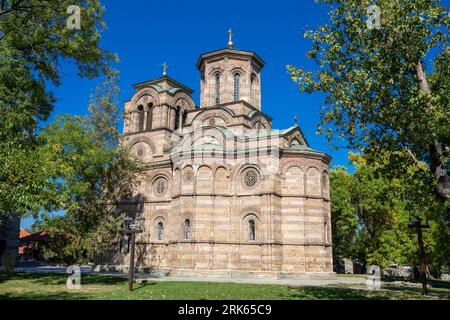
<box><xmin>153</xmin><ymin>178</ymin><xmax>167</xmax><ymax>195</ymax></box>
<box><xmin>243</xmin><ymin>168</ymin><xmax>259</xmax><ymax>188</ymax></box>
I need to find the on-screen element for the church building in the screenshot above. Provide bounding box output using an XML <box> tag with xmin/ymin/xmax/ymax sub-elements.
<box><xmin>102</xmin><ymin>33</ymin><xmax>334</xmax><ymax>278</ymax></box>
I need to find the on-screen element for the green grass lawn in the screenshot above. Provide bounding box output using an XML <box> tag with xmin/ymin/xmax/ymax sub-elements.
<box><xmin>0</xmin><ymin>273</ymin><xmax>449</xmax><ymax>300</ymax></box>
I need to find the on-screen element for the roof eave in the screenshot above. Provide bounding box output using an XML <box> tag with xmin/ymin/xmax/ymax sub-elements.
<box><xmin>196</xmin><ymin>48</ymin><xmax>265</xmax><ymax>71</ymax></box>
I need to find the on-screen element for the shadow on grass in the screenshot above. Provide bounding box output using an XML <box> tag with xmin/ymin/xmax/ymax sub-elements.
<box><xmin>282</xmin><ymin>286</ymin><xmax>388</xmax><ymax>300</ymax></box>
<box><xmin>129</xmin><ymin>282</ymin><xmax>158</xmax><ymax>292</ymax></box>
<box><xmin>383</xmin><ymin>284</ymin><xmax>450</xmax><ymax>299</ymax></box>
<box><xmin>0</xmin><ymin>291</ymin><xmax>92</xmax><ymax>300</ymax></box>
<box><xmin>428</xmin><ymin>279</ymin><xmax>450</xmax><ymax>289</ymax></box>
<box><xmin>382</xmin><ymin>275</ymin><xmax>450</xmax><ymax>290</ymax></box>
<box><xmin>0</xmin><ymin>273</ymin><xmax>127</xmax><ymax>286</ymax></box>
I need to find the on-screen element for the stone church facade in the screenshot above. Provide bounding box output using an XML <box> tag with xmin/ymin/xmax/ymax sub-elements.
<box><xmin>101</xmin><ymin>45</ymin><xmax>333</xmax><ymax>278</ymax></box>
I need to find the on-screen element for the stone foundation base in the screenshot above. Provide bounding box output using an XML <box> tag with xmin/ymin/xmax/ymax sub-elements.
<box><xmin>93</xmin><ymin>264</ymin><xmax>336</xmax><ymax>280</ymax></box>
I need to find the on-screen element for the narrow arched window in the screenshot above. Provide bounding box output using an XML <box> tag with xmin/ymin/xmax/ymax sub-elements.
<box><xmin>174</xmin><ymin>106</ymin><xmax>181</xmax><ymax>130</ymax></box>
<box><xmin>137</xmin><ymin>105</ymin><xmax>144</xmax><ymax>132</ymax></box>
<box><xmin>248</xmin><ymin>219</ymin><xmax>255</xmax><ymax>241</ymax></box>
<box><xmin>324</xmin><ymin>221</ymin><xmax>328</xmax><ymax>242</ymax></box>
<box><xmin>182</xmin><ymin>110</ymin><xmax>187</xmax><ymax>127</ymax></box>
<box><xmin>157</xmin><ymin>222</ymin><xmax>164</xmax><ymax>240</ymax></box>
<box><xmin>234</xmin><ymin>73</ymin><xmax>240</xmax><ymax>101</ymax></box>
<box><xmin>250</xmin><ymin>74</ymin><xmax>256</xmax><ymax>103</ymax></box>
<box><xmin>184</xmin><ymin>219</ymin><xmax>191</xmax><ymax>240</ymax></box>
<box><xmin>146</xmin><ymin>103</ymin><xmax>153</xmax><ymax>131</ymax></box>
<box><xmin>322</xmin><ymin>171</ymin><xmax>328</xmax><ymax>194</ymax></box>
<box><xmin>215</xmin><ymin>73</ymin><xmax>220</xmax><ymax>105</ymax></box>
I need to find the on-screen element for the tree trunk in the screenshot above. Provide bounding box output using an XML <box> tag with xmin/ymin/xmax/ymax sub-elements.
<box><xmin>416</xmin><ymin>62</ymin><xmax>450</xmax><ymax>200</ymax></box>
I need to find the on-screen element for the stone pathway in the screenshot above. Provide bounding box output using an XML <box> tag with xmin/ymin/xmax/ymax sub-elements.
<box><xmin>135</xmin><ymin>275</ymin><xmax>370</xmax><ymax>288</ymax></box>
<box><xmin>15</xmin><ymin>265</ymin><xmax>370</xmax><ymax>288</ymax></box>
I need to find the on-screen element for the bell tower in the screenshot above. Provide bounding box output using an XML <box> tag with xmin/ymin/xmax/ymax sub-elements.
<box><xmin>196</xmin><ymin>31</ymin><xmax>265</xmax><ymax>110</ymax></box>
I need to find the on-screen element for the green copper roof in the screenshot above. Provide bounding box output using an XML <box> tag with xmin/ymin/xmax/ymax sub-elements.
<box><xmin>168</xmin><ymin>87</ymin><xmax>182</xmax><ymax>94</ymax></box>
<box><xmin>284</xmin><ymin>144</ymin><xmax>314</xmax><ymax>152</ymax></box>
<box><xmin>247</xmin><ymin>110</ymin><xmax>257</xmax><ymax>118</ymax></box>
<box><xmin>149</xmin><ymin>84</ymin><xmax>164</xmax><ymax>93</ymax></box>
<box><xmin>133</xmin><ymin>76</ymin><xmax>194</xmax><ymax>95</ymax></box>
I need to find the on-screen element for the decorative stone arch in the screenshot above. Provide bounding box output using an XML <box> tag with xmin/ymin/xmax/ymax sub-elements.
<box><xmin>250</xmin><ymin>72</ymin><xmax>259</xmax><ymax>83</ymax></box>
<box><xmin>181</xmin><ymin>164</ymin><xmax>195</xmax><ymax>173</ymax></box>
<box><xmin>173</xmin><ymin>92</ymin><xmax>196</xmax><ymax>111</ymax></box>
<box><xmin>180</xmin><ymin>213</ymin><xmax>194</xmax><ymax>240</ymax></box>
<box><xmin>208</xmin><ymin>66</ymin><xmax>225</xmax><ymax>77</ymax></box>
<box><xmin>281</xmin><ymin>162</ymin><xmax>306</xmax><ymax>179</ymax></box>
<box><xmin>173</xmin><ymin>168</ymin><xmax>182</xmax><ymax>195</ymax></box>
<box><xmin>239</xmin><ymin>207</ymin><xmax>261</xmax><ymax>221</ymax></box>
<box><xmin>130</xmin><ymin>87</ymin><xmax>160</xmax><ymax>110</ymax></box>
<box><xmin>230</xmin><ymin>66</ymin><xmax>245</xmax><ymax>76</ymax></box>
<box><xmin>306</xmin><ymin>166</ymin><xmax>321</xmax><ymax>197</ymax></box>
<box><xmin>221</xmin><ymin>106</ymin><xmax>236</xmax><ymax>116</ymax></box>
<box><xmin>239</xmin><ymin>210</ymin><xmax>261</xmax><ymax>242</ymax></box>
<box><xmin>214</xmin><ymin>166</ymin><xmax>229</xmax><ymax>194</ymax></box>
<box><xmin>281</xmin><ymin>163</ymin><xmax>305</xmax><ymax>195</ymax></box>
<box><xmin>179</xmin><ymin>165</ymin><xmax>195</xmax><ymax>193</ymax></box>
<box><xmin>146</xmin><ymin>172</ymin><xmax>171</xmax><ymax>198</ymax></box>
<box><xmin>150</xmin><ymin>211</ymin><xmax>168</xmax><ymax>224</ymax></box>
<box><xmin>232</xmin><ymin>164</ymin><xmax>262</xmax><ymax>182</ymax></box>
<box><xmin>127</xmin><ymin>136</ymin><xmax>156</xmax><ymax>155</ymax></box>
<box><xmin>192</xmin><ymin>109</ymin><xmax>233</xmax><ymax>127</ymax></box>
<box><xmin>213</xmin><ymin>165</ymin><xmax>230</xmax><ymax>177</ymax></box>
<box><xmin>151</xmin><ymin>212</ymin><xmax>168</xmax><ymax>241</ymax></box>
<box><xmin>181</xmin><ymin>126</ymin><xmax>228</xmax><ymax>151</ymax></box>
<box><xmin>195</xmin><ymin>165</ymin><xmax>213</xmax><ymax>194</ymax></box>
<box><xmin>251</xmin><ymin>116</ymin><xmax>271</xmax><ymax>130</ymax></box>
<box><xmin>147</xmin><ymin>172</ymin><xmax>172</xmax><ymax>185</ymax></box>
<box><xmin>233</xmin><ymin>164</ymin><xmax>262</xmax><ymax>192</ymax></box>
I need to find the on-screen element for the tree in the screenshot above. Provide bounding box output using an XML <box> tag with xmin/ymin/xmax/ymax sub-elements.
<box><xmin>38</xmin><ymin>71</ymin><xmax>138</xmax><ymax>264</ymax></box>
<box><xmin>0</xmin><ymin>0</ymin><xmax>113</xmax><ymax>217</ymax></box>
<box><xmin>329</xmin><ymin>166</ymin><xmax>358</xmax><ymax>261</ymax></box>
<box><xmin>288</xmin><ymin>0</ymin><xmax>450</xmax><ymax>200</ymax></box>
<box><xmin>330</xmin><ymin>152</ymin><xmax>443</xmax><ymax>270</ymax></box>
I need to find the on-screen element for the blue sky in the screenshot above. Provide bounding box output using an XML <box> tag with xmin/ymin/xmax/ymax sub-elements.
<box><xmin>23</xmin><ymin>0</ymin><xmax>448</xmax><ymax>229</ymax></box>
<box><xmin>48</xmin><ymin>0</ymin><xmax>350</xmax><ymax>162</ymax></box>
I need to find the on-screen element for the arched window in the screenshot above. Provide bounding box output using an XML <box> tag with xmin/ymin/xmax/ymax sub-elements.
<box><xmin>182</xmin><ymin>110</ymin><xmax>187</xmax><ymax>127</ymax></box>
<box><xmin>174</xmin><ymin>106</ymin><xmax>181</xmax><ymax>130</ymax></box>
<box><xmin>157</xmin><ymin>222</ymin><xmax>164</xmax><ymax>240</ymax></box>
<box><xmin>137</xmin><ymin>105</ymin><xmax>144</xmax><ymax>132</ymax></box>
<box><xmin>250</xmin><ymin>74</ymin><xmax>257</xmax><ymax>103</ymax></box>
<box><xmin>146</xmin><ymin>103</ymin><xmax>153</xmax><ymax>131</ymax></box>
<box><xmin>234</xmin><ymin>73</ymin><xmax>240</xmax><ymax>101</ymax></box>
<box><xmin>248</xmin><ymin>219</ymin><xmax>256</xmax><ymax>241</ymax></box>
<box><xmin>324</xmin><ymin>221</ymin><xmax>328</xmax><ymax>242</ymax></box>
<box><xmin>184</xmin><ymin>219</ymin><xmax>191</xmax><ymax>240</ymax></box>
<box><xmin>322</xmin><ymin>171</ymin><xmax>328</xmax><ymax>194</ymax></box>
<box><xmin>215</xmin><ymin>73</ymin><xmax>221</xmax><ymax>105</ymax></box>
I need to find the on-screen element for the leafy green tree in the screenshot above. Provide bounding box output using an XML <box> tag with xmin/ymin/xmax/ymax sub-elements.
<box><xmin>39</xmin><ymin>71</ymin><xmax>138</xmax><ymax>264</ymax></box>
<box><xmin>330</xmin><ymin>152</ymin><xmax>442</xmax><ymax>269</ymax></box>
<box><xmin>330</xmin><ymin>166</ymin><xmax>358</xmax><ymax>261</ymax></box>
<box><xmin>288</xmin><ymin>0</ymin><xmax>450</xmax><ymax>200</ymax></box>
<box><xmin>0</xmin><ymin>0</ymin><xmax>113</xmax><ymax>217</ymax></box>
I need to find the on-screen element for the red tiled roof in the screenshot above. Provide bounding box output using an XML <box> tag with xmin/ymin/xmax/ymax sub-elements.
<box><xmin>20</xmin><ymin>231</ymin><xmax>51</xmax><ymax>242</ymax></box>
<box><xmin>20</xmin><ymin>231</ymin><xmax>71</xmax><ymax>242</ymax></box>
<box><xmin>19</xmin><ymin>229</ymin><xmax>30</xmax><ymax>238</ymax></box>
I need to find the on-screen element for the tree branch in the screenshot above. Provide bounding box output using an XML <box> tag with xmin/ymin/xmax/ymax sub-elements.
<box><xmin>416</xmin><ymin>60</ymin><xmax>450</xmax><ymax>199</ymax></box>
